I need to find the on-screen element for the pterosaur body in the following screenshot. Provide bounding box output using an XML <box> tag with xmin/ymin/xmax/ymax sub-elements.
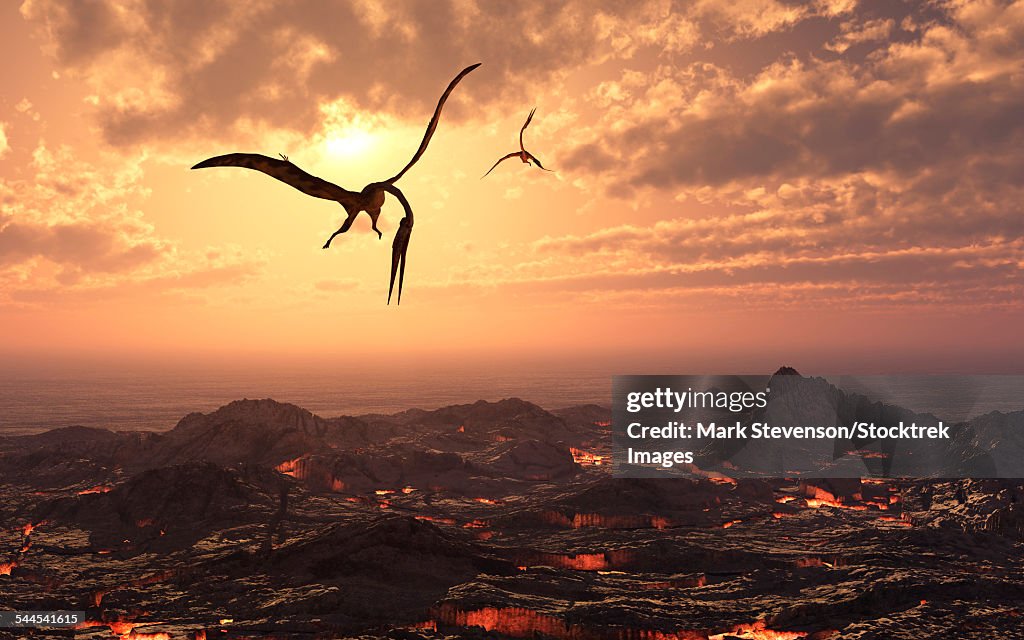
<box><xmin>482</xmin><ymin>108</ymin><xmax>554</xmax><ymax>178</ymax></box>
<box><xmin>192</xmin><ymin>63</ymin><xmax>481</xmax><ymax>304</ymax></box>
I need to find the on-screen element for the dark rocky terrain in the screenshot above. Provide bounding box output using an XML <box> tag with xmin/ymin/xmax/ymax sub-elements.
<box><xmin>1</xmin><ymin>376</ymin><xmax>1023</xmax><ymax>639</ymax></box>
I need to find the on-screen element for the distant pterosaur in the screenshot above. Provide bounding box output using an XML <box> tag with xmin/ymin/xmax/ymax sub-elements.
<box><xmin>191</xmin><ymin>63</ymin><xmax>482</xmax><ymax>305</ymax></box>
<box><xmin>482</xmin><ymin>108</ymin><xmax>554</xmax><ymax>178</ymax></box>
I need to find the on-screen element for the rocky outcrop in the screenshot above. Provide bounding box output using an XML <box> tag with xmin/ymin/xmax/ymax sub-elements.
<box><xmin>2</xmin><ymin>390</ymin><xmax>1024</xmax><ymax>639</ymax></box>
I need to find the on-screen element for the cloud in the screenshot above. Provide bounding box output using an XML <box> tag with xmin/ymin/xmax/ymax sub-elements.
<box><xmin>0</xmin><ymin>123</ymin><xmax>8</xmax><ymax>158</ymax></box>
<box><xmin>313</xmin><ymin>278</ymin><xmax>359</xmax><ymax>292</ymax></box>
<box><xmin>15</xmin><ymin>99</ymin><xmax>42</xmax><ymax>122</ymax></box>
<box><xmin>536</xmin><ymin>0</ymin><xmax>1024</xmax><ymax>314</ymax></box>
<box><xmin>0</xmin><ymin>142</ymin><xmax>262</xmax><ymax>304</ymax></box>
<box><xmin>19</xmin><ymin>0</ymin><xmax>675</xmax><ymax>146</ymax></box>
<box><xmin>502</xmin><ymin>154</ymin><xmax>1024</xmax><ymax>310</ymax></box>
<box><xmin>0</xmin><ymin>143</ymin><xmax>162</xmax><ymax>270</ymax></box>
<box><xmin>14</xmin><ymin>0</ymin><xmax>1023</xmax><ymax>318</ymax></box>
<box><xmin>18</xmin><ymin>0</ymin><xmax>870</xmax><ymax>149</ymax></box>
<box><xmin>825</xmin><ymin>18</ymin><xmax>895</xmax><ymax>53</ymax></box>
<box><xmin>503</xmin><ymin>186</ymin><xmax>523</xmax><ymax>200</ymax></box>
<box><xmin>562</xmin><ymin>1</ymin><xmax>1024</xmax><ymax>191</ymax></box>
<box><xmin>0</xmin><ymin>218</ymin><xmax>162</xmax><ymax>272</ymax></box>
<box><xmin>692</xmin><ymin>0</ymin><xmax>809</xmax><ymax>39</ymax></box>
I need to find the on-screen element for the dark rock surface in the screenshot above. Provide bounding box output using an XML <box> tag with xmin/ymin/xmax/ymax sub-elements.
<box><xmin>0</xmin><ymin>389</ymin><xmax>1022</xmax><ymax>639</ymax></box>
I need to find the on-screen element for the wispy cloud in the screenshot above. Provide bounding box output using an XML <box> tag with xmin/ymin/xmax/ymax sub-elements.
<box><xmin>0</xmin><ymin>142</ymin><xmax>262</xmax><ymax>305</ymax></box>
<box><xmin>6</xmin><ymin>0</ymin><xmax>1022</xmax><ymax>361</ymax></box>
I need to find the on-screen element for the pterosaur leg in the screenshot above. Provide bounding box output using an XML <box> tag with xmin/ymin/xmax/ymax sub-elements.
<box><xmin>323</xmin><ymin>209</ymin><xmax>361</xmax><ymax>249</ymax></box>
<box><xmin>368</xmin><ymin>209</ymin><xmax>383</xmax><ymax>239</ymax></box>
<box><xmin>323</xmin><ymin>227</ymin><xmax>344</xmax><ymax>249</ymax></box>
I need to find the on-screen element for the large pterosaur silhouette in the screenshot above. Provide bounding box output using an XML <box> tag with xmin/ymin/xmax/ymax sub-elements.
<box><xmin>191</xmin><ymin>62</ymin><xmax>481</xmax><ymax>305</ymax></box>
<box><xmin>482</xmin><ymin>107</ymin><xmax>554</xmax><ymax>178</ymax></box>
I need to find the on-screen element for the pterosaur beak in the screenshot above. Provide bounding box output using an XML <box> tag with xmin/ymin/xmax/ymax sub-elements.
<box><xmin>388</xmin><ymin>217</ymin><xmax>413</xmax><ymax>305</ymax></box>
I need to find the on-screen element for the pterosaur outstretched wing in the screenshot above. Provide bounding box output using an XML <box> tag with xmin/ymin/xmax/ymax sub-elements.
<box><xmin>525</xmin><ymin>151</ymin><xmax>553</xmax><ymax>172</ymax></box>
<box><xmin>481</xmin><ymin>152</ymin><xmax>520</xmax><ymax>178</ymax></box>
<box><xmin>191</xmin><ymin>153</ymin><xmax>360</xmax><ymax>206</ymax></box>
<box><xmin>519</xmin><ymin>107</ymin><xmax>536</xmax><ymax>151</ymax></box>
<box><xmin>384</xmin><ymin>63</ymin><xmax>482</xmax><ymax>185</ymax></box>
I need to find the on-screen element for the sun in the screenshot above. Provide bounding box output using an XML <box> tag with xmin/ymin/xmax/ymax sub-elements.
<box><xmin>322</xmin><ymin>125</ymin><xmax>375</xmax><ymax>158</ymax></box>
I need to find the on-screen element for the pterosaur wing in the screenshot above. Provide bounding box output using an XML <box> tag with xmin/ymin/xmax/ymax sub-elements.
<box><xmin>385</xmin><ymin>63</ymin><xmax>482</xmax><ymax>185</ymax></box>
<box><xmin>519</xmin><ymin>107</ymin><xmax>536</xmax><ymax>151</ymax></box>
<box><xmin>526</xmin><ymin>151</ymin><xmax>553</xmax><ymax>172</ymax></box>
<box><xmin>481</xmin><ymin>152</ymin><xmax>520</xmax><ymax>178</ymax></box>
<box><xmin>191</xmin><ymin>153</ymin><xmax>359</xmax><ymax>205</ymax></box>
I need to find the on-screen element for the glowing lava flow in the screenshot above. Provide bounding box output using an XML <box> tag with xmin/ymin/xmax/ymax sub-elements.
<box><xmin>708</xmin><ymin>476</ymin><xmax>738</xmax><ymax>485</ymax></box>
<box><xmin>15</xmin><ymin>521</ymin><xmax>37</xmax><ymax>555</ymax></box>
<box><xmin>849</xmin><ymin>449</ymin><xmax>889</xmax><ymax>459</ymax></box>
<box><xmin>708</xmin><ymin>620</ymin><xmax>807</xmax><ymax>639</ymax></box>
<box><xmin>407</xmin><ymin>620</ymin><xmax>437</xmax><ymax>631</ymax></box>
<box><xmin>434</xmin><ymin>604</ymin><xmax>806</xmax><ymax>640</ymax></box>
<box><xmin>643</xmin><ymin>574</ymin><xmax>707</xmax><ymax>589</ymax></box>
<box><xmin>792</xmin><ymin>557</ymin><xmax>843</xmax><ymax>569</ymax></box>
<box><xmin>570</xmin><ymin>448</ymin><xmax>607</xmax><ymax>467</ymax></box>
<box><xmin>275</xmin><ymin>456</ymin><xmax>306</xmax><ymax>475</ymax></box>
<box><xmin>650</xmin><ymin>516</ymin><xmax>672</xmax><ymax>529</ymax></box>
<box><xmin>415</xmin><ymin>516</ymin><xmax>457</xmax><ymax>526</ymax></box>
<box><xmin>275</xmin><ymin>455</ymin><xmax>346</xmax><ymax>492</ymax></box>
<box><xmin>528</xmin><ymin>551</ymin><xmax>634</xmax><ymax>571</ymax></box>
<box><xmin>542</xmin><ymin>512</ymin><xmax>672</xmax><ymax>530</ymax></box>
<box><xmin>0</xmin><ymin>560</ymin><xmax>17</xmax><ymax>575</ymax></box>
<box><xmin>435</xmin><ymin>604</ymin><xmax>706</xmax><ymax>639</ymax></box>
<box><xmin>76</xmin><ymin>619</ymin><xmax>170</xmax><ymax>640</ymax></box>
<box><xmin>78</xmin><ymin>484</ymin><xmax>114</xmax><ymax>495</ymax></box>
<box><xmin>877</xmin><ymin>515</ymin><xmax>913</xmax><ymax>527</ymax></box>
<box><xmin>803</xmin><ymin>487</ymin><xmax>867</xmax><ymax>511</ymax></box>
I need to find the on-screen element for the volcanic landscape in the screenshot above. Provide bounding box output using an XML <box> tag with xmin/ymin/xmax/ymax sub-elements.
<box><xmin>1</xmin><ymin>372</ymin><xmax>1023</xmax><ymax>639</ymax></box>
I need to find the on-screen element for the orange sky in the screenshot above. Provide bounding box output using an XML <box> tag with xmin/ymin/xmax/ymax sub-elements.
<box><xmin>1</xmin><ymin>0</ymin><xmax>1023</xmax><ymax>373</ymax></box>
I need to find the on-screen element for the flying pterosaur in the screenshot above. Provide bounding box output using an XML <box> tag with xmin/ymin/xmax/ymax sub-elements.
<box><xmin>191</xmin><ymin>62</ymin><xmax>481</xmax><ymax>305</ymax></box>
<box><xmin>482</xmin><ymin>108</ymin><xmax>554</xmax><ymax>178</ymax></box>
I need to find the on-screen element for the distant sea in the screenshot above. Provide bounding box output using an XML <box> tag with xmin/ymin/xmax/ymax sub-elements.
<box><xmin>0</xmin><ymin>365</ymin><xmax>1021</xmax><ymax>436</ymax></box>
<box><xmin>0</xmin><ymin>363</ymin><xmax>611</xmax><ymax>436</ymax></box>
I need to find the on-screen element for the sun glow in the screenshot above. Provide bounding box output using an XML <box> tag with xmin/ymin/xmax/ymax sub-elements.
<box><xmin>322</xmin><ymin>125</ymin><xmax>375</xmax><ymax>158</ymax></box>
